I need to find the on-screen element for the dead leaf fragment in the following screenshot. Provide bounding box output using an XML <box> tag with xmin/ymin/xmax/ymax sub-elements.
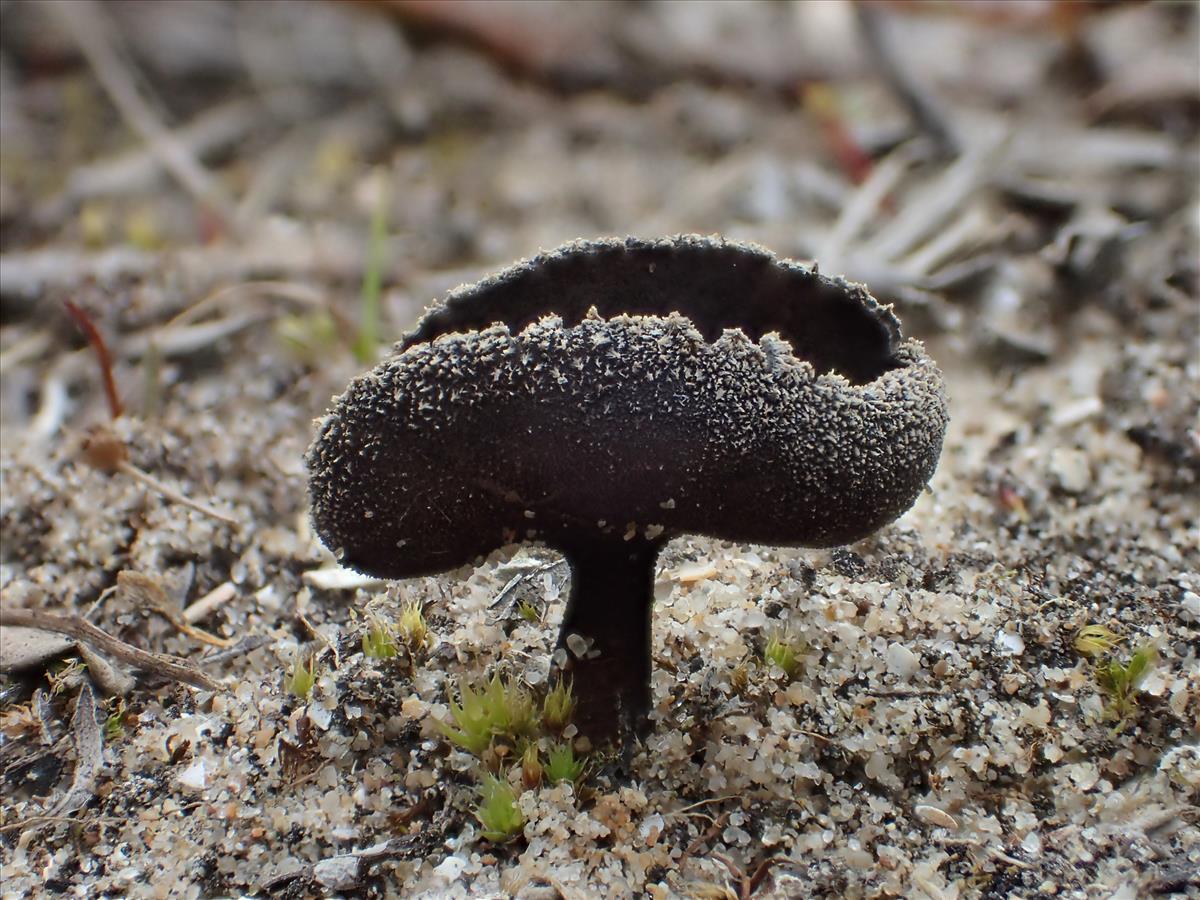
<box><xmin>44</xmin><ymin>682</ymin><xmax>103</xmax><ymax>819</ymax></box>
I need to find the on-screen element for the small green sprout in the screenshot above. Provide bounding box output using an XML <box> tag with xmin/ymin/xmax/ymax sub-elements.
<box><xmin>541</xmin><ymin>678</ymin><xmax>575</xmax><ymax>733</ymax></box>
<box><xmin>396</xmin><ymin>600</ymin><xmax>431</xmax><ymax>654</ymax></box>
<box><xmin>516</xmin><ymin>599</ymin><xmax>540</xmax><ymax>622</ymax></box>
<box><xmin>352</xmin><ymin>169</ymin><xmax>389</xmax><ymax>363</ymax></box>
<box><xmin>487</xmin><ymin>675</ymin><xmax>538</xmax><ymax>739</ymax></box>
<box><xmin>439</xmin><ymin>680</ymin><xmax>495</xmax><ymax>754</ymax></box>
<box><xmin>47</xmin><ymin>658</ymin><xmax>87</xmax><ymax>696</ymax></box>
<box><xmin>103</xmin><ymin>700</ymin><xmax>127</xmax><ymax>742</ymax></box>
<box><xmin>287</xmin><ymin>652</ymin><xmax>319</xmax><ymax>700</ymax></box>
<box><xmin>475</xmin><ymin>774</ymin><xmax>525</xmax><ymax>842</ymax></box>
<box><xmin>763</xmin><ymin>631</ymin><xmax>803</xmax><ymax>680</ymax></box>
<box><xmin>1075</xmin><ymin>624</ymin><xmax>1124</xmax><ymax>658</ymax></box>
<box><xmin>274</xmin><ymin>310</ymin><xmax>340</xmax><ymax>364</ymax></box>
<box><xmin>544</xmin><ymin>741</ymin><xmax>586</xmax><ymax>785</ymax></box>
<box><xmin>362</xmin><ymin>616</ymin><xmax>399</xmax><ymax>660</ymax></box>
<box><xmin>520</xmin><ymin>742</ymin><xmax>543</xmax><ymax>790</ymax></box>
<box><xmin>438</xmin><ymin>674</ymin><xmax>537</xmax><ymax>755</ymax></box>
<box><xmin>1096</xmin><ymin>642</ymin><xmax>1157</xmax><ymax>730</ymax></box>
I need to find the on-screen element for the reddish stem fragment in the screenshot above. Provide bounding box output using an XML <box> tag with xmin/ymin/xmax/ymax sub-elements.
<box><xmin>802</xmin><ymin>83</ymin><xmax>875</xmax><ymax>185</ymax></box>
<box><xmin>64</xmin><ymin>300</ymin><xmax>123</xmax><ymax>420</ymax></box>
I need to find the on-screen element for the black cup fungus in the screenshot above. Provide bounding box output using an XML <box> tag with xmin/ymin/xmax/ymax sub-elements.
<box><xmin>307</xmin><ymin>235</ymin><xmax>949</xmax><ymax>741</ymax></box>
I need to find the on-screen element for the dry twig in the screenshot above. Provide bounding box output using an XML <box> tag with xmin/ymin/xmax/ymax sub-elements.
<box><xmin>117</xmin><ymin>571</ymin><xmax>236</xmax><ymax>649</ymax></box>
<box><xmin>0</xmin><ymin>609</ymin><xmax>221</xmax><ymax>692</ymax></box>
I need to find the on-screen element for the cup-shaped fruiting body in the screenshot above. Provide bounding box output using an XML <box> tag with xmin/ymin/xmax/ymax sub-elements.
<box><xmin>307</xmin><ymin>236</ymin><xmax>948</xmax><ymax>740</ymax></box>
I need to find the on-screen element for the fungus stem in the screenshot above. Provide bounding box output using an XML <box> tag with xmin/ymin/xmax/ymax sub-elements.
<box><xmin>555</xmin><ymin>536</ymin><xmax>663</xmax><ymax>742</ymax></box>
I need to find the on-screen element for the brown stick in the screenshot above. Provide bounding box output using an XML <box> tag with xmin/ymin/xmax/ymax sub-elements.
<box><xmin>0</xmin><ymin>609</ymin><xmax>220</xmax><ymax>691</ymax></box>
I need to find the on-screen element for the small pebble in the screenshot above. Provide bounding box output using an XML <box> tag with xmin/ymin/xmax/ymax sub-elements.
<box><xmin>886</xmin><ymin>642</ymin><xmax>921</xmax><ymax>680</ymax></box>
<box><xmin>1180</xmin><ymin>591</ymin><xmax>1200</xmax><ymax>623</ymax></box>
<box><xmin>177</xmin><ymin>759</ymin><xmax>208</xmax><ymax>791</ymax></box>
<box><xmin>1048</xmin><ymin>448</ymin><xmax>1091</xmax><ymax>494</ymax></box>
<box><xmin>914</xmin><ymin>805</ymin><xmax>958</xmax><ymax>830</ymax></box>
<box><xmin>995</xmin><ymin>629</ymin><xmax>1025</xmax><ymax>655</ymax></box>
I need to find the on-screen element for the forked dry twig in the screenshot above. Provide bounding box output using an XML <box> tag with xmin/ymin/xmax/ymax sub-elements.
<box><xmin>0</xmin><ymin>609</ymin><xmax>221</xmax><ymax>692</ymax></box>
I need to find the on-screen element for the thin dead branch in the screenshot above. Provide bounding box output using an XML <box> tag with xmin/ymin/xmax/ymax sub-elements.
<box><xmin>198</xmin><ymin>635</ymin><xmax>269</xmax><ymax>668</ymax></box>
<box><xmin>0</xmin><ymin>609</ymin><xmax>222</xmax><ymax>692</ymax></box>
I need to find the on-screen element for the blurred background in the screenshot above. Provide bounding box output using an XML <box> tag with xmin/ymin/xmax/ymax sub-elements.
<box><xmin>1</xmin><ymin>0</ymin><xmax>1195</xmax><ymax>362</ymax></box>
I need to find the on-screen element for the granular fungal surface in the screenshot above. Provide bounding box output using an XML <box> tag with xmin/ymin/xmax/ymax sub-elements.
<box><xmin>1</xmin><ymin>2</ymin><xmax>1197</xmax><ymax>897</ymax></box>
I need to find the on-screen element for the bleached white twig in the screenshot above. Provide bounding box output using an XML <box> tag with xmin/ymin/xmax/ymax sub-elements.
<box><xmin>819</xmin><ymin>145</ymin><xmax>917</xmax><ymax>272</ymax></box>
<box><xmin>862</xmin><ymin>136</ymin><xmax>1005</xmax><ymax>264</ymax></box>
<box><xmin>117</xmin><ymin>462</ymin><xmax>239</xmax><ymax>525</ymax></box>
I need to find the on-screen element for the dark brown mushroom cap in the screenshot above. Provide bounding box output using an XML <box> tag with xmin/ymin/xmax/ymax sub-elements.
<box><xmin>307</xmin><ymin>236</ymin><xmax>948</xmax><ymax>578</ymax></box>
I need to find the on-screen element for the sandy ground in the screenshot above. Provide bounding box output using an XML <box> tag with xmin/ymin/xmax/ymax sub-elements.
<box><xmin>1</xmin><ymin>1</ymin><xmax>1197</xmax><ymax>897</ymax></box>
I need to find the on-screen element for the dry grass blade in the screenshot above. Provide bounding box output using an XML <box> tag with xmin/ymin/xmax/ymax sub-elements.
<box><xmin>818</xmin><ymin>144</ymin><xmax>917</xmax><ymax>271</ymax></box>
<box><xmin>861</xmin><ymin>135</ymin><xmax>1005</xmax><ymax>264</ymax></box>
<box><xmin>161</xmin><ymin>280</ymin><xmax>329</xmax><ymax>330</ymax></box>
<box><xmin>895</xmin><ymin>203</ymin><xmax>994</xmax><ymax>278</ymax></box>
<box><xmin>119</xmin><ymin>461</ymin><xmax>238</xmax><ymax>525</ymax></box>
